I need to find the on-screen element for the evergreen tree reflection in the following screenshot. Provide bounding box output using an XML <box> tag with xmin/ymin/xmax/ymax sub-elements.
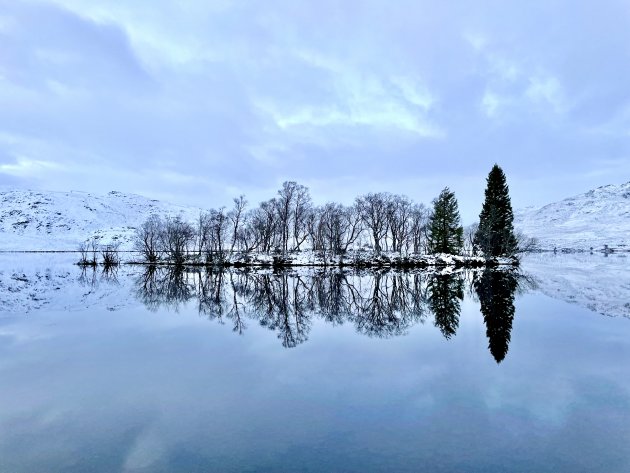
<box><xmin>427</xmin><ymin>273</ymin><xmax>464</xmax><ymax>339</ymax></box>
<box><xmin>133</xmin><ymin>267</ymin><xmax>524</xmax><ymax>354</ymax></box>
<box><xmin>474</xmin><ymin>270</ymin><xmax>519</xmax><ymax>363</ymax></box>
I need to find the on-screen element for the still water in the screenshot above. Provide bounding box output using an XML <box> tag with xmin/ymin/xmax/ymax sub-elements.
<box><xmin>0</xmin><ymin>254</ymin><xmax>629</xmax><ymax>472</ymax></box>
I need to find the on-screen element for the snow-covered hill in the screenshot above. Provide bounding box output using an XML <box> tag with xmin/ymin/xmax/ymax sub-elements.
<box><xmin>0</xmin><ymin>189</ymin><xmax>203</xmax><ymax>251</ymax></box>
<box><xmin>1</xmin><ymin>181</ymin><xmax>630</xmax><ymax>252</ymax></box>
<box><xmin>515</xmin><ymin>181</ymin><xmax>630</xmax><ymax>251</ymax></box>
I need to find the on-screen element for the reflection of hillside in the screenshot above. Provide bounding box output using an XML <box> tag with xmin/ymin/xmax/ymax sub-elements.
<box><xmin>0</xmin><ymin>260</ymin><xmax>134</xmax><ymax>313</ymax></box>
<box><xmin>0</xmin><ymin>255</ymin><xmax>532</xmax><ymax>361</ymax></box>
<box><xmin>522</xmin><ymin>254</ymin><xmax>630</xmax><ymax>319</ymax></box>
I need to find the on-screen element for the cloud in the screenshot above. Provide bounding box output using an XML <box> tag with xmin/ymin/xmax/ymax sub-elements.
<box><xmin>0</xmin><ymin>0</ymin><xmax>628</xmax><ymax>219</ymax></box>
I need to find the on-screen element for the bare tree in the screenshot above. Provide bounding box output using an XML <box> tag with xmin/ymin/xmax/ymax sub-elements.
<box><xmin>206</xmin><ymin>207</ymin><xmax>229</xmax><ymax>263</ymax></box>
<box><xmin>291</xmin><ymin>184</ymin><xmax>312</xmax><ymax>251</ymax></box>
<box><xmin>77</xmin><ymin>240</ymin><xmax>97</xmax><ymax>266</ymax></box>
<box><xmin>386</xmin><ymin>195</ymin><xmax>413</xmax><ymax>253</ymax></box>
<box><xmin>275</xmin><ymin>182</ymin><xmax>297</xmax><ymax>253</ymax></box>
<box><xmin>409</xmin><ymin>203</ymin><xmax>428</xmax><ymax>254</ymax></box>
<box><xmin>134</xmin><ymin>215</ymin><xmax>164</xmax><ymax>263</ymax></box>
<box><xmin>161</xmin><ymin>216</ymin><xmax>194</xmax><ymax>265</ymax></box>
<box><xmin>101</xmin><ymin>243</ymin><xmax>121</xmax><ymax>266</ymax></box>
<box><xmin>195</xmin><ymin>212</ymin><xmax>212</xmax><ymax>257</ymax></box>
<box><xmin>463</xmin><ymin>222</ymin><xmax>479</xmax><ymax>256</ymax></box>
<box><xmin>249</xmin><ymin>199</ymin><xmax>278</xmax><ymax>253</ymax></box>
<box><xmin>515</xmin><ymin>231</ymin><xmax>538</xmax><ymax>253</ymax></box>
<box><xmin>229</xmin><ymin>195</ymin><xmax>247</xmax><ymax>254</ymax></box>
<box><xmin>340</xmin><ymin>204</ymin><xmax>363</xmax><ymax>252</ymax></box>
<box><xmin>318</xmin><ymin>203</ymin><xmax>364</xmax><ymax>254</ymax></box>
<box><xmin>356</xmin><ymin>192</ymin><xmax>390</xmax><ymax>253</ymax></box>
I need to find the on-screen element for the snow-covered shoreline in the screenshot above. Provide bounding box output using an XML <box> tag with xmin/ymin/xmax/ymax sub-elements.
<box><xmin>121</xmin><ymin>249</ymin><xmax>519</xmax><ymax>268</ymax></box>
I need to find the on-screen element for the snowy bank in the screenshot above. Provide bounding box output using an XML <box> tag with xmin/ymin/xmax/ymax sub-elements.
<box><xmin>125</xmin><ymin>249</ymin><xmax>519</xmax><ymax>268</ymax></box>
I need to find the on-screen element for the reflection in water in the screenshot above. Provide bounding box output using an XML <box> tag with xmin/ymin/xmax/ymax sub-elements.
<box><xmin>78</xmin><ymin>265</ymin><xmax>120</xmax><ymax>288</ymax></box>
<box><xmin>428</xmin><ymin>273</ymin><xmax>464</xmax><ymax>339</ymax></box>
<box><xmin>133</xmin><ymin>267</ymin><xmax>525</xmax><ymax>358</ymax></box>
<box><xmin>474</xmin><ymin>270</ymin><xmax>519</xmax><ymax>363</ymax></box>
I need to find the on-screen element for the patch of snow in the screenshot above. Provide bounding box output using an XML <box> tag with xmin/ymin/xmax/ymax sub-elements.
<box><xmin>515</xmin><ymin>181</ymin><xmax>630</xmax><ymax>251</ymax></box>
<box><xmin>0</xmin><ymin>189</ymin><xmax>204</xmax><ymax>251</ymax></box>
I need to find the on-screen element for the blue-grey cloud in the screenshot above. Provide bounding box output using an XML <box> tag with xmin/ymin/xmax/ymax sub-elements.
<box><xmin>0</xmin><ymin>0</ymin><xmax>628</xmax><ymax>220</ymax></box>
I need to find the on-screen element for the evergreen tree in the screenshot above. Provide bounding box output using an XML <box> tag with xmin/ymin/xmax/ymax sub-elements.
<box><xmin>474</xmin><ymin>164</ymin><xmax>518</xmax><ymax>257</ymax></box>
<box><xmin>428</xmin><ymin>187</ymin><xmax>463</xmax><ymax>255</ymax></box>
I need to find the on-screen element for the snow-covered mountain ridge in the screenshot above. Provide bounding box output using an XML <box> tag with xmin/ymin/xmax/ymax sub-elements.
<box><xmin>515</xmin><ymin>181</ymin><xmax>630</xmax><ymax>251</ymax></box>
<box><xmin>1</xmin><ymin>181</ymin><xmax>629</xmax><ymax>252</ymax></box>
<box><xmin>0</xmin><ymin>189</ymin><xmax>203</xmax><ymax>251</ymax></box>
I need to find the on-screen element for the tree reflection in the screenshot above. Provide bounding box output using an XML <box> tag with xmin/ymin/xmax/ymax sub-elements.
<box><xmin>133</xmin><ymin>266</ymin><xmax>524</xmax><ymax>357</ymax></box>
<box><xmin>474</xmin><ymin>270</ymin><xmax>519</xmax><ymax>363</ymax></box>
<box><xmin>428</xmin><ymin>273</ymin><xmax>464</xmax><ymax>339</ymax></box>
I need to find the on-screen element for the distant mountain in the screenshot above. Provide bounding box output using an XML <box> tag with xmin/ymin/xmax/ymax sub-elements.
<box><xmin>515</xmin><ymin>181</ymin><xmax>630</xmax><ymax>251</ymax></box>
<box><xmin>0</xmin><ymin>189</ymin><xmax>203</xmax><ymax>251</ymax></box>
<box><xmin>1</xmin><ymin>182</ymin><xmax>629</xmax><ymax>252</ymax></box>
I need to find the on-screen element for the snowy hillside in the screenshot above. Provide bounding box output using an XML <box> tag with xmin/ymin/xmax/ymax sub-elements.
<box><xmin>1</xmin><ymin>181</ymin><xmax>630</xmax><ymax>253</ymax></box>
<box><xmin>515</xmin><ymin>181</ymin><xmax>630</xmax><ymax>251</ymax></box>
<box><xmin>0</xmin><ymin>189</ymin><xmax>203</xmax><ymax>251</ymax></box>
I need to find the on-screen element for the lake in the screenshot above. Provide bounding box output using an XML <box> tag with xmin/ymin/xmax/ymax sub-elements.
<box><xmin>0</xmin><ymin>254</ymin><xmax>629</xmax><ymax>472</ymax></box>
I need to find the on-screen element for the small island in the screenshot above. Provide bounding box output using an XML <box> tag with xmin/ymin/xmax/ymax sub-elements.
<box><xmin>79</xmin><ymin>165</ymin><xmax>526</xmax><ymax>269</ymax></box>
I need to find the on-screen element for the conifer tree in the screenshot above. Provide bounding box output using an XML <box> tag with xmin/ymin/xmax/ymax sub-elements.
<box><xmin>474</xmin><ymin>164</ymin><xmax>518</xmax><ymax>257</ymax></box>
<box><xmin>428</xmin><ymin>187</ymin><xmax>463</xmax><ymax>255</ymax></box>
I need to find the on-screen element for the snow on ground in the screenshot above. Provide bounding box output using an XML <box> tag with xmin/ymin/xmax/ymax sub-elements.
<box><xmin>515</xmin><ymin>181</ymin><xmax>630</xmax><ymax>252</ymax></box>
<box><xmin>0</xmin><ymin>189</ymin><xmax>203</xmax><ymax>251</ymax></box>
<box><xmin>521</xmin><ymin>253</ymin><xmax>630</xmax><ymax>319</ymax></box>
<box><xmin>1</xmin><ymin>182</ymin><xmax>629</xmax><ymax>253</ymax></box>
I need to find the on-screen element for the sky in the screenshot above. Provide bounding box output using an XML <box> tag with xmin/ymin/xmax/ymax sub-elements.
<box><xmin>0</xmin><ymin>0</ymin><xmax>629</xmax><ymax>222</ymax></box>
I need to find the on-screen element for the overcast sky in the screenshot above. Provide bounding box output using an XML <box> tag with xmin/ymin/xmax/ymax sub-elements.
<box><xmin>1</xmin><ymin>0</ymin><xmax>629</xmax><ymax>222</ymax></box>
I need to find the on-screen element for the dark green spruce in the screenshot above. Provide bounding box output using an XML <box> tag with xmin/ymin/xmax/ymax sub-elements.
<box><xmin>428</xmin><ymin>187</ymin><xmax>464</xmax><ymax>255</ymax></box>
<box><xmin>474</xmin><ymin>164</ymin><xmax>518</xmax><ymax>257</ymax></box>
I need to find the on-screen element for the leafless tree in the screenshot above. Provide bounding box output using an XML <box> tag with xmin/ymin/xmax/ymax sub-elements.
<box><xmin>386</xmin><ymin>195</ymin><xmax>413</xmax><ymax>253</ymax></box>
<box><xmin>161</xmin><ymin>216</ymin><xmax>195</xmax><ymax>265</ymax></box>
<box><xmin>248</xmin><ymin>199</ymin><xmax>278</xmax><ymax>253</ymax></box>
<box><xmin>463</xmin><ymin>222</ymin><xmax>479</xmax><ymax>256</ymax></box>
<box><xmin>101</xmin><ymin>243</ymin><xmax>121</xmax><ymax>266</ymax></box>
<box><xmin>409</xmin><ymin>203</ymin><xmax>428</xmax><ymax>254</ymax></box>
<box><xmin>515</xmin><ymin>231</ymin><xmax>538</xmax><ymax>253</ymax></box>
<box><xmin>229</xmin><ymin>195</ymin><xmax>247</xmax><ymax>253</ymax></box>
<box><xmin>291</xmin><ymin>184</ymin><xmax>312</xmax><ymax>251</ymax></box>
<box><xmin>206</xmin><ymin>207</ymin><xmax>229</xmax><ymax>263</ymax></box>
<box><xmin>356</xmin><ymin>192</ymin><xmax>390</xmax><ymax>252</ymax></box>
<box><xmin>134</xmin><ymin>214</ymin><xmax>164</xmax><ymax>263</ymax></box>
<box><xmin>275</xmin><ymin>182</ymin><xmax>297</xmax><ymax>253</ymax></box>
<box><xmin>195</xmin><ymin>212</ymin><xmax>212</xmax><ymax>257</ymax></box>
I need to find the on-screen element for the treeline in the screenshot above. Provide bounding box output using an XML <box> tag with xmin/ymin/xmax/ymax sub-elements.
<box><xmin>131</xmin><ymin>165</ymin><xmax>526</xmax><ymax>265</ymax></box>
<box><xmin>135</xmin><ymin>185</ymin><xmax>432</xmax><ymax>264</ymax></box>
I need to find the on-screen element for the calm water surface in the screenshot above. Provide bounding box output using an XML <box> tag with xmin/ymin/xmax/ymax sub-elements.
<box><xmin>0</xmin><ymin>254</ymin><xmax>629</xmax><ymax>472</ymax></box>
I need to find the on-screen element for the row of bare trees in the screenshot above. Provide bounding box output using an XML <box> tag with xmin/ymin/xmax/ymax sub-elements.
<box><xmin>135</xmin><ymin>181</ymin><xmax>437</xmax><ymax>263</ymax></box>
